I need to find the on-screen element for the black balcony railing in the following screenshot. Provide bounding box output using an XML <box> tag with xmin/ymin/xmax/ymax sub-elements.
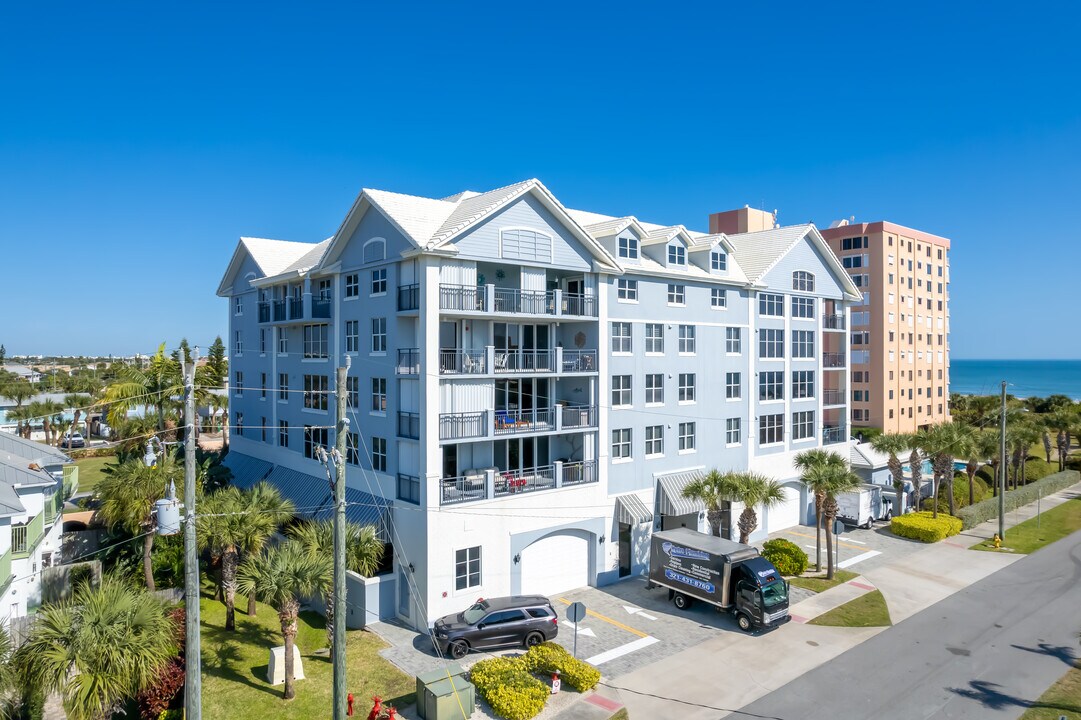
<box><xmin>560</xmin><ymin>405</ymin><xmax>598</xmax><ymax>429</ymax></box>
<box><xmin>397</xmin><ymin>411</ymin><xmax>420</xmax><ymax>440</ymax></box>
<box><xmin>561</xmin><ymin>350</ymin><xmax>597</xmax><ymax>372</ymax></box>
<box><xmin>439</xmin><ymin>349</ymin><xmax>486</xmax><ymax>374</ymax></box>
<box><xmin>440</xmin><ymin>475</ymin><xmax>488</xmax><ymax>505</ymax></box>
<box><xmin>312</xmin><ymin>295</ymin><xmax>332</xmax><ymax>319</ymax></box>
<box><xmin>561</xmin><ymin>460</ymin><xmax>597</xmax><ymax>486</ymax></box>
<box><xmin>438</xmin><ymin>411</ymin><xmax>487</xmax><ymax>441</ymax></box>
<box><xmin>496</xmin><ymin>350</ymin><xmax>553</xmax><ymax>373</ymax></box>
<box><xmin>561</xmin><ymin>293</ymin><xmax>597</xmax><ymax>317</ymax></box>
<box><xmin>494</xmin><ymin>407</ymin><xmax>553</xmax><ymax>435</ymax></box>
<box><xmin>398</xmin><ymin>284</ymin><xmax>420</xmax><ymax>311</ymax></box>
<box><xmin>287</xmin><ymin>297</ymin><xmax>303</xmax><ymax>320</ymax></box>
<box><xmin>257</xmin><ymin>302</ymin><xmax>270</xmax><ymax>323</ymax></box>
<box><xmin>495</xmin><ymin>465</ymin><xmax>557</xmax><ymax>496</ymax></box>
<box><xmin>439</xmin><ymin>284</ymin><xmax>485</xmax><ymax>312</ymax></box>
<box><xmin>396</xmin><ymin>348</ymin><xmax>420</xmax><ymax>375</ymax></box>
<box><xmin>272</xmin><ymin>300</ymin><xmax>286</xmax><ymax>321</ymax></box>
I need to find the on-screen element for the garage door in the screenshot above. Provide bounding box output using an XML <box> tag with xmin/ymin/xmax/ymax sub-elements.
<box><xmin>765</xmin><ymin>484</ymin><xmax>802</xmax><ymax>533</ymax></box>
<box><xmin>520</xmin><ymin>532</ymin><xmax>589</xmax><ymax>596</ymax></box>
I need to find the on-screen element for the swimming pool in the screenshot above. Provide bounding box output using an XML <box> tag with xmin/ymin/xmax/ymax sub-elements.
<box><xmin>902</xmin><ymin>459</ymin><xmax>969</xmax><ymax>475</ymax></box>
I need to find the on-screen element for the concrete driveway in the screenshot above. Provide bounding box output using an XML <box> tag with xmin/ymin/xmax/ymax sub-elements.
<box><xmin>761</xmin><ymin>518</ymin><xmax>928</xmax><ymax>575</ymax></box>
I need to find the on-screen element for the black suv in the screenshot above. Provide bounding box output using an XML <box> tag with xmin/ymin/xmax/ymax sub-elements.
<box><xmin>433</xmin><ymin>596</ymin><xmax>558</xmax><ymax>659</ymax></box>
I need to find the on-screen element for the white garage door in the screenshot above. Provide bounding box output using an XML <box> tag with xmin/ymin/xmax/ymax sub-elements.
<box><xmin>520</xmin><ymin>533</ymin><xmax>589</xmax><ymax>596</ymax></box>
<box><xmin>765</xmin><ymin>485</ymin><xmax>802</xmax><ymax>533</ymax></box>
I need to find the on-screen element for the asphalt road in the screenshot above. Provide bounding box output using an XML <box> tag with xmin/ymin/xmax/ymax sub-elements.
<box><xmin>736</xmin><ymin>531</ymin><xmax>1081</xmax><ymax>720</ymax></box>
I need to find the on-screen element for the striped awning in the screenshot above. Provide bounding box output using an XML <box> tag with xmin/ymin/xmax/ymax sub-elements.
<box><xmin>656</xmin><ymin>470</ymin><xmax>707</xmax><ymax>516</ymax></box>
<box><xmin>615</xmin><ymin>493</ymin><xmax>653</xmax><ymax>525</ymax></box>
<box><xmin>262</xmin><ymin>465</ymin><xmax>393</xmax><ymax>542</ymax></box>
<box><xmin>221</xmin><ymin>452</ymin><xmax>273</xmax><ymax>490</ymax></box>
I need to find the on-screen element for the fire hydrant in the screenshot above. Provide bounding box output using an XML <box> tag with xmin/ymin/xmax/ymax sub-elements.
<box><xmin>387</xmin><ymin>708</ymin><xmax>398</xmax><ymax>720</ymax></box>
<box><xmin>551</xmin><ymin>670</ymin><xmax>561</xmax><ymax>694</ymax></box>
<box><xmin>993</xmin><ymin>533</ymin><xmax>1002</xmax><ymax>549</ymax></box>
<box><xmin>347</xmin><ymin>692</ymin><xmax>354</xmax><ymax>717</ymax></box>
<box><xmin>367</xmin><ymin>696</ymin><xmax>383</xmax><ymax>720</ymax></box>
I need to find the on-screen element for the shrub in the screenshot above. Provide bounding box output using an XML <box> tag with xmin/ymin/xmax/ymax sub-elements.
<box><xmin>890</xmin><ymin>511</ymin><xmax>962</xmax><ymax>542</ymax></box>
<box><xmin>522</xmin><ymin>642</ymin><xmax>600</xmax><ymax>692</ymax></box>
<box><xmin>761</xmin><ymin>538</ymin><xmax>807</xmax><ymax>577</ymax></box>
<box><xmin>1022</xmin><ymin>458</ymin><xmax>1056</xmax><ymax>483</ymax></box>
<box><xmin>470</xmin><ymin>657</ymin><xmax>548</xmax><ymax>720</ymax></box>
<box><xmin>955</xmin><ymin>470</ymin><xmax>1080</xmax><ymax>529</ymax></box>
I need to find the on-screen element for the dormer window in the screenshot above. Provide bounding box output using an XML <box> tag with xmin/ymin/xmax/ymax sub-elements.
<box><xmin>618</xmin><ymin>236</ymin><xmax>639</xmax><ymax>259</ymax></box>
<box><xmin>667</xmin><ymin>243</ymin><xmax>686</xmax><ymax>267</ymax></box>
<box><xmin>793</xmin><ymin>270</ymin><xmax>815</xmax><ymax>292</ymax></box>
<box><xmin>711</xmin><ymin>250</ymin><xmax>727</xmax><ymax>272</ymax></box>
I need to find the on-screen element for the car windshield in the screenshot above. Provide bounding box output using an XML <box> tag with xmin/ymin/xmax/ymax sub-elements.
<box><xmin>461</xmin><ymin>602</ymin><xmax>488</xmax><ymax>624</ymax></box>
<box><xmin>761</xmin><ymin>580</ymin><xmax>788</xmax><ymax>608</ymax></box>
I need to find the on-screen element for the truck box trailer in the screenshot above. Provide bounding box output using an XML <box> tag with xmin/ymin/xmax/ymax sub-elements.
<box><xmin>838</xmin><ymin>483</ymin><xmax>893</xmax><ymax>529</ymax></box>
<box><xmin>647</xmin><ymin>528</ymin><xmax>790</xmax><ymax>631</ymax></box>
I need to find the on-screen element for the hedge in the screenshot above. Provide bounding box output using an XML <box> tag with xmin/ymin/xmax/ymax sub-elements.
<box><xmin>761</xmin><ymin>538</ymin><xmax>808</xmax><ymax>577</ymax></box>
<box><xmin>954</xmin><ymin>470</ymin><xmax>1080</xmax><ymax>529</ymax></box>
<box><xmin>469</xmin><ymin>657</ymin><xmax>549</xmax><ymax>720</ymax></box>
<box><xmin>522</xmin><ymin>642</ymin><xmax>600</xmax><ymax>692</ymax></box>
<box><xmin>890</xmin><ymin>511</ymin><xmax>962</xmax><ymax>542</ymax></box>
<box><xmin>920</xmin><ymin>475</ymin><xmax>990</xmax><ymax>514</ymax></box>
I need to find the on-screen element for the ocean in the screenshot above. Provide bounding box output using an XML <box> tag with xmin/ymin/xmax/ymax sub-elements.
<box><xmin>951</xmin><ymin>359</ymin><xmax>1081</xmax><ymax>400</ymax></box>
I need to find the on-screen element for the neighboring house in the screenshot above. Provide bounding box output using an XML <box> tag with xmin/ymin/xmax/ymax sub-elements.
<box><xmin>217</xmin><ymin>178</ymin><xmax>860</xmax><ymax>630</ymax></box>
<box><xmin>0</xmin><ymin>365</ymin><xmax>41</xmax><ymax>384</ymax></box>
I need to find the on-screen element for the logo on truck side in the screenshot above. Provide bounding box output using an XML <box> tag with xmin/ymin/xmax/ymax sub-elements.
<box><xmin>664</xmin><ymin>568</ymin><xmax>715</xmax><ymax>594</ymax></box>
<box><xmin>661</xmin><ymin>542</ymin><xmax>710</xmax><ymax>561</ymax></box>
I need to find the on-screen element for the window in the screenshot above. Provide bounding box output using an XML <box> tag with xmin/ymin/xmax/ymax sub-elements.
<box><xmin>235</xmin><ymin>412</ymin><xmax>243</xmax><ymax>437</ymax></box>
<box><xmin>347</xmin><ymin>376</ymin><xmax>359</xmax><ymax>408</ymax></box>
<box><xmin>303</xmin><ymin>324</ymin><xmax>328</xmax><ymax>358</ymax></box>
<box><xmin>278</xmin><ymin>421</ymin><xmax>289</xmax><ymax>447</ymax></box>
<box><xmin>617</xmin><ymin>279</ymin><xmax>638</xmax><ymax>301</ymax></box>
<box><xmin>346</xmin><ymin>432</ymin><xmax>360</xmax><ymax>465</ymax></box>
<box><xmin>726</xmin><ymin>418</ymin><xmax>741</xmax><ymax>445</ymax></box>
<box><xmin>759</xmin><ymin>328</ymin><xmax>784</xmax><ymax>358</ymax></box>
<box><xmin>398</xmin><ymin>474</ymin><xmax>420</xmax><ymax>504</ymax></box>
<box><xmin>345</xmin><ymin>273</ymin><xmax>359</xmax><ymax>298</ymax></box>
<box><xmin>759</xmin><ymin>371</ymin><xmax>784</xmax><ymax>401</ymax></box>
<box><xmin>278</xmin><ymin>373</ymin><xmax>289</xmax><ymax>401</ymax></box>
<box><xmin>792</xmin><ymin>296</ymin><xmax>815</xmax><ymax>319</ymax></box>
<box><xmin>679</xmin><ymin>422</ymin><xmax>696</xmax><ymax>451</ymax></box>
<box><xmin>667</xmin><ymin>244</ymin><xmax>686</xmax><ymax>266</ymax></box>
<box><xmin>645</xmin><ymin>425</ymin><xmax>663</xmax><ymax>455</ymax></box>
<box><xmin>346</xmin><ymin>320</ymin><xmax>359</xmax><ymax>353</ymax></box>
<box><xmin>369</xmin><ymin>268</ymin><xmax>388</xmax><ymax>296</ymax></box>
<box><xmin>759</xmin><ymin>293</ymin><xmax>784</xmax><ymax>317</ymax></box>
<box><xmin>612</xmin><ymin>429</ymin><xmax>631</xmax><ymax>459</ymax></box>
<box><xmin>759</xmin><ymin>414</ymin><xmax>784</xmax><ymax>445</ymax></box>
<box><xmin>726</xmin><ymin>327</ymin><xmax>742</xmax><ymax>354</ymax></box>
<box><xmin>711</xmin><ymin>250</ymin><xmax>727</xmax><ymax>272</ymax></box>
<box><xmin>612</xmin><ymin>375</ymin><xmax>632</xmax><ymax>406</ymax></box>
<box><xmin>792</xmin><ymin>271</ymin><xmax>815</xmax><ymax>292</ymax></box>
<box><xmin>316</xmin><ymin>278</ymin><xmax>332</xmax><ymax>302</ymax></box>
<box><xmin>371</xmin><ymin>318</ymin><xmax>387</xmax><ymax>353</ymax></box>
<box><xmin>303</xmin><ymin>425</ymin><xmax>328</xmax><ymax>459</ymax></box>
<box><xmin>645</xmin><ymin>324</ymin><xmax>663</xmax><ymax>353</ymax></box>
<box><xmin>792</xmin><ymin>330</ymin><xmax>815</xmax><ymax>359</ymax></box>
<box><xmin>371</xmin><ymin>377</ymin><xmax>387</xmax><ymax>413</ymax></box>
<box><xmin>303</xmin><ymin>375</ymin><xmax>329</xmax><ymax>410</ymax></box>
<box><xmin>726</xmin><ymin>372</ymin><xmax>741</xmax><ymax>399</ymax></box>
<box><xmin>792</xmin><ymin>411</ymin><xmax>814</xmax><ymax>441</ymax></box>
<box><xmin>618</xmin><ymin>236</ymin><xmax>638</xmax><ymax>259</ymax></box>
<box><xmin>372</xmin><ymin>436</ymin><xmax>387</xmax><ymax>472</ymax></box>
<box><xmin>234</xmin><ymin>330</ymin><xmax>243</xmax><ymax>355</ymax></box>
<box><xmin>792</xmin><ymin>370</ymin><xmax>815</xmax><ymax>399</ymax></box>
<box><xmin>611</xmin><ymin>322</ymin><xmax>632</xmax><ymax>353</ymax></box>
<box><xmin>363</xmin><ymin>238</ymin><xmax>386</xmax><ymax>263</ymax></box>
<box><xmin>667</xmin><ymin>284</ymin><xmax>685</xmax><ymax>305</ymax></box>
<box><xmin>678</xmin><ymin>373</ymin><xmax>696</xmax><ymax>402</ymax></box>
<box><xmin>234</xmin><ymin>296</ymin><xmax>243</xmax><ymax>315</ymax></box>
<box><xmin>501</xmin><ymin>229</ymin><xmax>553</xmax><ymax>262</ymax></box>
<box><xmin>278</xmin><ymin>328</ymin><xmax>288</xmax><ymax>354</ymax></box>
<box><xmin>711</xmin><ymin>288</ymin><xmax>727</xmax><ymax>308</ymax></box>
<box><xmin>260</xmin><ymin>373</ymin><xmax>267</xmax><ymax>399</ymax></box>
<box><xmin>645</xmin><ymin>374</ymin><xmax>664</xmax><ymax>404</ymax></box>
<box><xmin>842</xmin><ymin>256</ymin><xmax>865</xmax><ymax>269</ymax></box>
<box><xmin>260</xmin><ymin>328</ymin><xmax>267</xmax><ymax>354</ymax></box>
<box><xmin>455</xmin><ymin>547</ymin><xmax>481</xmax><ymax>590</ymax></box>
<box><xmin>234</xmin><ymin>371</ymin><xmax>243</xmax><ymax>397</ymax></box>
<box><xmin>678</xmin><ymin>325</ymin><xmax>696</xmax><ymax>353</ymax></box>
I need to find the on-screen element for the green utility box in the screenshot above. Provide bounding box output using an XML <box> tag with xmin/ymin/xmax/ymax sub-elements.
<box><xmin>416</xmin><ymin>665</ymin><xmax>474</xmax><ymax>720</ymax></box>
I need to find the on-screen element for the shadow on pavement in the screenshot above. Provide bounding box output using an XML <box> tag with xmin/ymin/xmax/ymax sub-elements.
<box><xmin>1009</xmin><ymin>641</ymin><xmax>1079</xmax><ymax>667</ymax></box>
<box><xmin>948</xmin><ymin>678</ymin><xmax>1081</xmax><ymax>714</ymax></box>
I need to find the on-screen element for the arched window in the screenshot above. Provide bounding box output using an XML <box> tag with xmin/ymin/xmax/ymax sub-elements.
<box><xmin>793</xmin><ymin>270</ymin><xmax>815</xmax><ymax>292</ymax></box>
<box><xmin>363</xmin><ymin>238</ymin><xmax>386</xmax><ymax>264</ymax></box>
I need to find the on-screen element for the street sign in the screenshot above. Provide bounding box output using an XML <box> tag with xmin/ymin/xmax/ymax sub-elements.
<box><xmin>567</xmin><ymin>602</ymin><xmax>587</xmax><ymax>623</ymax></box>
<box><xmin>833</xmin><ymin>519</ymin><xmax>845</xmax><ymax>535</ymax></box>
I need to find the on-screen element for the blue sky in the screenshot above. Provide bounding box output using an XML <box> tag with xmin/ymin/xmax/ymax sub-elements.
<box><xmin>2</xmin><ymin>1</ymin><xmax>1079</xmax><ymax>359</ymax></box>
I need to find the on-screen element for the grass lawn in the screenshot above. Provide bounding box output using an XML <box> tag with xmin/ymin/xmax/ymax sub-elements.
<box><xmin>200</xmin><ymin>595</ymin><xmax>415</xmax><ymax>720</ymax></box>
<box><xmin>72</xmin><ymin>455</ymin><xmax>117</xmax><ymax>495</ymax></box>
<box><xmin>971</xmin><ymin>497</ymin><xmax>1081</xmax><ymax>554</ymax></box>
<box><xmin>1018</xmin><ymin>661</ymin><xmax>1081</xmax><ymax>719</ymax></box>
<box><xmin>788</xmin><ymin>570</ymin><xmax>858</xmax><ymax>593</ymax></box>
<box><xmin>809</xmin><ymin>590</ymin><xmax>892</xmax><ymax>628</ymax></box>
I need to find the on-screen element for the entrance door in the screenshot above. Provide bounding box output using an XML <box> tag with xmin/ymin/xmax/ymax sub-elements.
<box><xmin>618</xmin><ymin>523</ymin><xmax>632</xmax><ymax>578</ymax></box>
<box><xmin>398</xmin><ymin>571</ymin><xmax>410</xmax><ymax>618</ymax></box>
<box><xmin>566</xmin><ymin>278</ymin><xmax>583</xmax><ymax>296</ymax></box>
<box><xmin>440</xmin><ymin>321</ymin><xmax>458</xmax><ymax>350</ymax></box>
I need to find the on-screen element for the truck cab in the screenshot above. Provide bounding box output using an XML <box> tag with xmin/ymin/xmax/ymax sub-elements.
<box><xmin>731</xmin><ymin>557</ymin><xmax>790</xmax><ymax>631</ymax></box>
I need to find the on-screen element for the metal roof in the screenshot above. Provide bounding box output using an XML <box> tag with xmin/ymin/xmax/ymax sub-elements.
<box><xmin>655</xmin><ymin>470</ymin><xmax>706</xmax><ymax>516</ymax></box>
<box><xmin>615</xmin><ymin>493</ymin><xmax>653</xmax><ymax>525</ymax></box>
<box><xmin>0</xmin><ymin>432</ymin><xmax>70</xmax><ymax>467</ymax></box>
<box><xmin>262</xmin><ymin>465</ymin><xmax>393</xmax><ymax>542</ymax></box>
<box><xmin>222</xmin><ymin>452</ymin><xmax>274</xmax><ymax>490</ymax></box>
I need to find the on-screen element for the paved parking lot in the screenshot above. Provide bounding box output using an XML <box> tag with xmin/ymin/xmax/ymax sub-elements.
<box><xmin>761</xmin><ymin>519</ymin><xmax>926</xmax><ymax>575</ymax></box>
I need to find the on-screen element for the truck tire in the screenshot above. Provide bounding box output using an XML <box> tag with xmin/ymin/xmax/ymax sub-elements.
<box><xmin>672</xmin><ymin>593</ymin><xmax>693</xmax><ymax>610</ymax></box>
<box><xmin>737</xmin><ymin>613</ymin><xmax>753</xmax><ymax>632</ymax></box>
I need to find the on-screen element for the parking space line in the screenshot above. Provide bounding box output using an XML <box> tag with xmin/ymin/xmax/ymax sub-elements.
<box><xmin>558</xmin><ymin>598</ymin><xmax>648</xmax><ymax>638</ymax></box>
<box><xmin>783</xmin><ymin>530</ymin><xmax>868</xmax><ymax>552</ymax></box>
<box><xmin>837</xmin><ymin>550</ymin><xmax>882</xmax><ymax>569</ymax></box>
<box><xmin>585</xmin><ymin>636</ymin><xmax>659</xmax><ymax>666</ymax></box>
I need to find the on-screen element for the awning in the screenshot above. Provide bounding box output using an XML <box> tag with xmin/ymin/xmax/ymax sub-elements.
<box><xmin>615</xmin><ymin>493</ymin><xmax>653</xmax><ymax>525</ymax></box>
<box><xmin>655</xmin><ymin>470</ymin><xmax>706</xmax><ymax>516</ymax></box>
<box><xmin>262</xmin><ymin>465</ymin><xmax>393</xmax><ymax>542</ymax></box>
<box><xmin>222</xmin><ymin>452</ymin><xmax>274</xmax><ymax>490</ymax></box>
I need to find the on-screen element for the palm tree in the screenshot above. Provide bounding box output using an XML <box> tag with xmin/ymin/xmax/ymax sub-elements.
<box><xmin>909</xmin><ymin>446</ymin><xmax>923</xmax><ymax>511</ymax></box>
<box><xmin>1049</xmin><ymin>408</ymin><xmax>1077</xmax><ymax>471</ymax></box>
<box><xmin>6</xmin><ymin>405</ymin><xmax>33</xmax><ymax>439</ymax></box>
<box><xmin>1010</xmin><ymin>419</ymin><xmax>1040</xmax><ymax>488</ymax></box>
<box><xmin>63</xmin><ymin>393</ymin><xmax>93</xmax><ymax>443</ymax></box>
<box><xmin>16</xmin><ymin>577</ymin><xmax>176</xmax><ymax>720</ymax></box>
<box><xmin>97</xmin><ymin>459</ymin><xmax>181</xmax><ymax>590</ymax></box>
<box><xmin>238</xmin><ymin>540</ymin><xmax>332</xmax><ymax>700</ymax></box>
<box><xmin>681</xmin><ymin>470</ymin><xmax>740</xmax><ymax>538</ymax></box>
<box><xmin>1040</xmin><ymin>414</ymin><xmax>1054</xmax><ymax>464</ymax></box>
<box><xmin>101</xmin><ymin>343</ymin><xmax>184</xmax><ymax>432</ymax></box>
<box><xmin>729</xmin><ymin>473</ymin><xmax>787</xmax><ymax>544</ymax></box>
<box><xmin>2</xmin><ymin>380</ymin><xmax>34</xmax><ymax>437</ymax></box>
<box><xmin>870</xmin><ymin>433</ymin><xmax>911</xmax><ymax>518</ymax></box>
<box><xmin>27</xmin><ymin>400</ymin><xmax>63</xmax><ymax>446</ymax></box>
<box><xmin>916</xmin><ymin>422</ymin><xmax>968</xmax><ymax>517</ymax></box>
<box><xmin>794</xmin><ymin>449</ymin><xmax>848</xmax><ymax>571</ymax></box>
<box><xmin>801</xmin><ymin>463</ymin><xmax>860</xmax><ymax>579</ymax></box>
<box><xmin>291</xmin><ymin>519</ymin><xmax>384</xmax><ymax>647</ymax></box>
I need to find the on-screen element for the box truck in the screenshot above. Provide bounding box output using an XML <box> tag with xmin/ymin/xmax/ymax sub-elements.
<box><xmin>837</xmin><ymin>483</ymin><xmax>892</xmax><ymax>529</ymax></box>
<box><xmin>647</xmin><ymin>528</ymin><xmax>790</xmax><ymax>632</ymax></box>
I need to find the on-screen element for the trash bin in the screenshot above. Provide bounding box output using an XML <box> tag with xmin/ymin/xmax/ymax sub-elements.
<box><xmin>419</xmin><ymin>674</ymin><xmax>475</xmax><ymax>720</ymax></box>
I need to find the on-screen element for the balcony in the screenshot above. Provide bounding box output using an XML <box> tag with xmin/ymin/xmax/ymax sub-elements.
<box><xmin>498</xmin><ymin>350</ymin><xmax>553</xmax><ymax>373</ymax></box>
<box><xmin>397</xmin><ymin>411</ymin><xmax>420</xmax><ymax>440</ymax></box>
<box><xmin>287</xmin><ymin>297</ymin><xmax>303</xmax><ymax>320</ymax></box>
<box><xmin>440</xmin><ymin>349</ymin><xmax>487</xmax><ymax>375</ymax></box>
<box><xmin>561</xmin><ymin>293</ymin><xmax>596</xmax><ymax>317</ymax></box>
<box><xmin>440</xmin><ymin>284</ymin><xmax>486</xmax><ymax>312</ymax></box>
<box><xmin>396</xmin><ymin>348</ymin><xmax>420</xmax><ymax>376</ymax></box>
<box><xmin>438</xmin><ymin>347</ymin><xmax>597</xmax><ymax>376</ymax></box>
<box><xmin>823</xmin><ymin>352</ymin><xmax>846</xmax><ymax>369</ymax></box>
<box><xmin>494</xmin><ymin>287</ymin><xmax>548</xmax><ymax>314</ymax></box>
<box><xmin>258</xmin><ymin>302</ymin><xmax>271</xmax><ymax>323</ymax></box>
<box><xmin>823</xmin><ymin>389</ymin><xmax>846</xmax><ymax>406</ymax></box>
<box><xmin>439</xmin><ymin>459</ymin><xmax>598</xmax><ymax>505</ymax></box>
<box><xmin>823</xmin><ymin>314</ymin><xmax>846</xmax><ymax>330</ymax></box>
<box><xmin>439</xmin><ymin>411</ymin><xmax>488</xmax><ymax>441</ymax></box>
<box><xmin>494</xmin><ymin>407</ymin><xmax>554</xmax><ymax>435</ymax></box>
<box><xmin>312</xmin><ymin>295</ymin><xmax>333</xmax><ymax>319</ymax></box>
<box><xmin>823</xmin><ymin>424</ymin><xmax>847</xmax><ymax>445</ymax></box>
<box><xmin>398</xmin><ymin>284</ymin><xmax>420</xmax><ymax>312</ymax></box>
<box><xmin>439</xmin><ymin>284</ymin><xmax>598</xmax><ymax>318</ymax></box>
<box><xmin>559</xmin><ymin>405</ymin><xmax>598</xmax><ymax>430</ymax></box>
<box><xmin>439</xmin><ymin>405</ymin><xmax>598</xmax><ymax>442</ymax></box>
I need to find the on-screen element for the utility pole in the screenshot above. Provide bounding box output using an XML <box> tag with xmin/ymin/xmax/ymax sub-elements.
<box><xmin>332</xmin><ymin>356</ymin><xmax>351</xmax><ymax>720</ymax></box>
<box><xmin>999</xmin><ymin>380</ymin><xmax>1007</xmax><ymax>541</ymax></box>
<box><xmin>182</xmin><ymin>351</ymin><xmax>202</xmax><ymax>720</ymax></box>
